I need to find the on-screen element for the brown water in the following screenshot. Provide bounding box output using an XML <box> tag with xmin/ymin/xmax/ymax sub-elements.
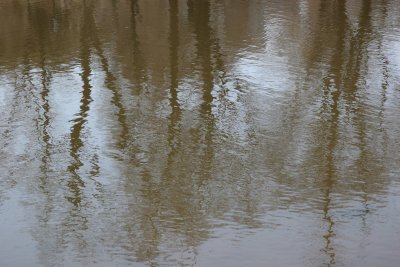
<box><xmin>1</xmin><ymin>0</ymin><xmax>400</xmax><ymax>266</ymax></box>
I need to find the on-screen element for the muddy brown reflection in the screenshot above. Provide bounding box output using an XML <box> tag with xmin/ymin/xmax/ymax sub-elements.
<box><xmin>1</xmin><ymin>0</ymin><xmax>400</xmax><ymax>266</ymax></box>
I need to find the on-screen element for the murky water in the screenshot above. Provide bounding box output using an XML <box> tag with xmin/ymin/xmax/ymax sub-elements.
<box><xmin>1</xmin><ymin>0</ymin><xmax>400</xmax><ymax>266</ymax></box>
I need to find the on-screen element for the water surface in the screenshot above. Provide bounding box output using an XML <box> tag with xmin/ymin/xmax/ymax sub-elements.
<box><xmin>1</xmin><ymin>0</ymin><xmax>400</xmax><ymax>266</ymax></box>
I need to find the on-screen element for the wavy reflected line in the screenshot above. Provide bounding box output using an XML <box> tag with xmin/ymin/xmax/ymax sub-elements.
<box><xmin>87</xmin><ymin>5</ymin><xmax>129</xmax><ymax>150</ymax></box>
<box><xmin>26</xmin><ymin>0</ymin><xmax>55</xmax><ymax>191</ymax></box>
<box><xmin>319</xmin><ymin>0</ymin><xmax>351</xmax><ymax>265</ymax></box>
<box><xmin>61</xmin><ymin>3</ymin><xmax>95</xmax><ymax>258</ymax></box>
<box><xmin>37</xmin><ymin>29</ymin><xmax>53</xmax><ymax>200</ymax></box>
<box><xmin>345</xmin><ymin>0</ymin><xmax>376</xmax><ymax>229</ymax></box>
<box><xmin>34</xmin><ymin>34</ymin><xmax>59</xmax><ymax>265</ymax></box>
<box><xmin>319</xmin><ymin>0</ymin><xmax>379</xmax><ymax>265</ymax></box>
<box><xmin>66</xmin><ymin>0</ymin><xmax>94</xmax><ymax>207</ymax></box>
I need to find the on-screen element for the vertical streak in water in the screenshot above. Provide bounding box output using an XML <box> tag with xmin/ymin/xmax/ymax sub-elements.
<box><xmin>61</xmin><ymin>2</ymin><xmax>92</xmax><ymax>256</ymax></box>
<box><xmin>88</xmin><ymin>4</ymin><xmax>128</xmax><ymax>151</ymax></box>
<box><xmin>187</xmin><ymin>0</ymin><xmax>215</xmax><ymax>187</ymax></box>
<box><xmin>130</xmin><ymin>0</ymin><xmax>146</xmax><ymax>95</ymax></box>
<box><xmin>2</xmin><ymin>1</ymin><xmax>34</xmax><ymax>150</ymax></box>
<box><xmin>188</xmin><ymin>0</ymin><xmax>213</xmax><ymax>117</ymax></box>
<box><xmin>377</xmin><ymin>0</ymin><xmax>390</xmax><ymax>154</ymax></box>
<box><xmin>35</xmin><ymin>5</ymin><xmax>53</xmax><ymax>198</ymax></box>
<box><xmin>111</xmin><ymin>0</ymin><xmax>120</xmax><ymax>29</ymax></box>
<box><xmin>343</xmin><ymin>0</ymin><xmax>372</xmax><ymax>105</ymax></box>
<box><xmin>167</xmin><ymin>0</ymin><xmax>181</xmax><ymax>157</ymax></box>
<box><xmin>345</xmin><ymin>0</ymin><xmax>374</xmax><ymax>228</ymax></box>
<box><xmin>67</xmin><ymin>0</ymin><xmax>93</xmax><ymax>206</ymax></box>
<box><xmin>32</xmin><ymin>8</ymin><xmax>57</xmax><ymax>257</ymax></box>
<box><xmin>117</xmin><ymin>2</ymin><xmax>161</xmax><ymax>263</ymax></box>
<box><xmin>319</xmin><ymin>0</ymin><xmax>350</xmax><ymax>265</ymax></box>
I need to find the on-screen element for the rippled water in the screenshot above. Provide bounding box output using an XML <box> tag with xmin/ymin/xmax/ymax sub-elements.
<box><xmin>1</xmin><ymin>0</ymin><xmax>400</xmax><ymax>266</ymax></box>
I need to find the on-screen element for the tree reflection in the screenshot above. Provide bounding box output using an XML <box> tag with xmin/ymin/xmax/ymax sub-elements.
<box><xmin>0</xmin><ymin>0</ymin><xmax>399</xmax><ymax>266</ymax></box>
<box><xmin>66</xmin><ymin>0</ymin><xmax>93</xmax><ymax>207</ymax></box>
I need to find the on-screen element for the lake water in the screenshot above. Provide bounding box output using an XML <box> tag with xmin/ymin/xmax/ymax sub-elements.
<box><xmin>1</xmin><ymin>0</ymin><xmax>400</xmax><ymax>266</ymax></box>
